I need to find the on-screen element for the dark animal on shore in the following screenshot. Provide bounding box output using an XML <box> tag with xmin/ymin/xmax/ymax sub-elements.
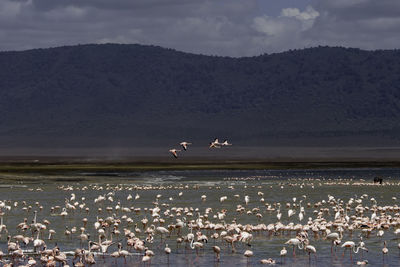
<box><xmin>373</xmin><ymin>177</ymin><xmax>383</xmax><ymax>184</ymax></box>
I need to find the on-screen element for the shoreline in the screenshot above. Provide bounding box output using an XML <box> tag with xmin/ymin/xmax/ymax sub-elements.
<box><xmin>0</xmin><ymin>160</ymin><xmax>400</xmax><ymax>173</ymax></box>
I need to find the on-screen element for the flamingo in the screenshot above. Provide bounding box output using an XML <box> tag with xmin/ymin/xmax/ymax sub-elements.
<box><xmin>213</xmin><ymin>246</ymin><xmax>221</xmax><ymax>262</ymax></box>
<box><xmin>326</xmin><ymin>232</ymin><xmax>341</xmax><ymax>253</ymax></box>
<box><xmin>358</xmin><ymin>236</ymin><xmax>368</xmax><ymax>257</ymax></box>
<box><xmin>142</xmin><ymin>255</ymin><xmax>151</xmax><ymax>266</ymax></box>
<box><xmin>276</xmin><ymin>209</ymin><xmax>282</xmax><ymax>221</ymax></box>
<box><xmin>180</xmin><ymin>142</ymin><xmax>192</xmax><ymax>150</ymax></box>
<box><xmin>285</xmin><ymin>238</ymin><xmax>304</xmax><ymax>256</ymax></box>
<box><xmin>239</xmin><ymin>231</ymin><xmax>253</xmax><ymax>247</ymax></box>
<box><xmin>244</xmin><ymin>195</ymin><xmax>250</xmax><ymax>205</ymax></box>
<box><xmin>305</xmin><ymin>245</ymin><xmax>317</xmax><ymax>261</ymax></box>
<box><xmin>288</xmin><ymin>209</ymin><xmax>295</xmax><ymax>218</ymax></box>
<box><xmin>118</xmin><ymin>243</ymin><xmax>129</xmax><ymax>264</ymax></box>
<box><xmin>223</xmin><ymin>235</ymin><xmax>238</xmax><ymax>252</ymax></box>
<box><xmin>33</xmin><ymin>231</ymin><xmax>45</xmax><ymax>252</ymax></box>
<box><xmin>27</xmin><ymin>257</ymin><xmax>36</xmax><ymax>266</ymax></box>
<box><xmin>169</xmin><ymin>149</ymin><xmax>181</xmax><ymax>158</ymax></box>
<box><xmin>209</xmin><ymin>138</ymin><xmax>221</xmax><ymax>148</ymax></box>
<box><xmin>280</xmin><ymin>246</ymin><xmax>287</xmax><ymax>262</ymax></box>
<box><xmin>221</xmin><ymin>140</ymin><xmax>232</xmax><ymax>146</ymax></box>
<box><xmin>191</xmin><ymin>240</ymin><xmax>203</xmax><ymax>255</ymax></box>
<box><xmin>382</xmin><ymin>241</ymin><xmax>388</xmax><ymax>262</ymax></box>
<box><xmin>164</xmin><ymin>244</ymin><xmax>171</xmax><ymax>263</ymax></box>
<box><xmin>260</xmin><ymin>258</ymin><xmax>276</xmax><ymax>264</ymax></box>
<box><xmin>244</xmin><ymin>250</ymin><xmax>253</xmax><ymax>264</ymax></box>
<box><xmin>110</xmin><ymin>248</ymin><xmax>120</xmax><ymax>264</ymax></box>
<box><xmin>0</xmin><ymin>216</ymin><xmax>8</xmax><ymax>234</ymax></box>
<box><xmin>156</xmin><ymin>226</ymin><xmax>170</xmax><ymax>241</ymax></box>
<box><xmin>341</xmin><ymin>241</ymin><xmax>360</xmax><ymax>260</ymax></box>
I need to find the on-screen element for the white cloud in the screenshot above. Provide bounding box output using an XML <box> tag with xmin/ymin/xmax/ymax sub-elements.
<box><xmin>253</xmin><ymin>16</ymin><xmax>288</xmax><ymax>36</ymax></box>
<box><xmin>281</xmin><ymin>6</ymin><xmax>319</xmax><ymax>21</ymax></box>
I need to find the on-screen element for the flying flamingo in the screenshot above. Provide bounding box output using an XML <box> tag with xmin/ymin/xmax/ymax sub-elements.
<box><xmin>209</xmin><ymin>138</ymin><xmax>221</xmax><ymax>148</ymax></box>
<box><xmin>169</xmin><ymin>149</ymin><xmax>181</xmax><ymax>158</ymax></box>
<box><xmin>180</xmin><ymin>142</ymin><xmax>192</xmax><ymax>150</ymax></box>
<box><xmin>221</xmin><ymin>140</ymin><xmax>232</xmax><ymax>146</ymax></box>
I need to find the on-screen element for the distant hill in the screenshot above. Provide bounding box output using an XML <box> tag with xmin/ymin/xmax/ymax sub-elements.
<box><xmin>0</xmin><ymin>44</ymin><xmax>400</xmax><ymax>152</ymax></box>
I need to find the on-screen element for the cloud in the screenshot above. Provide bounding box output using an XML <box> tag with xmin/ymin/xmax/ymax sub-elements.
<box><xmin>252</xmin><ymin>0</ymin><xmax>400</xmax><ymax>53</ymax></box>
<box><xmin>44</xmin><ymin>6</ymin><xmax>87</xmax><ymax>20</ymax></box>
<box><xmin>251</xmin><ymin>5</ymin><xmax>319</xmax><ymax>52</ymax></box>
<box><xmin>0</xmin><ymin>0</ymin><xmax>399</xmax><ymax>56</ymax></box>
<box><xmin>304</xmin><ymin>0</ymin><xmax>400</xmax><ymax>50</ymax></box>
<box><xmin>281</xmin><ymin>6</ymin><xmax>319</xmax><ymax>21</ymax></box>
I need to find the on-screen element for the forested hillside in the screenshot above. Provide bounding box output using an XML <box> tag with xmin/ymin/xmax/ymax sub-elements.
<box><xmin>0</xmin><ymin>44</ymin><xmax>399</xmax><ymax>148</ymax></box>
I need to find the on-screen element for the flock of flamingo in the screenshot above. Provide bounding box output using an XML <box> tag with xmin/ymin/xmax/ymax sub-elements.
<box><xmin>0</xmin><ymin>177</ymin><xmax>399</xmax><ymax>267</ymax></box>
<box><xmin>169</xmin><ymin>138</ymin><xmax>232</xmax><ymax>158</ymax></box>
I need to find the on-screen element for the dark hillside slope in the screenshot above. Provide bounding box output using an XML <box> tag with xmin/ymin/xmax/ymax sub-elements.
<box><xmin>0</xmin><ymin>44</ymin><xmax>400</xmax><ymax>149</ymax></box>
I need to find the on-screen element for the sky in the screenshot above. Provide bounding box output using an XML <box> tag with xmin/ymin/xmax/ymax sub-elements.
<box><xmin>0</xmin><ymin>0</ymin><xmax>399</xmax><ymax>56</ymax></box>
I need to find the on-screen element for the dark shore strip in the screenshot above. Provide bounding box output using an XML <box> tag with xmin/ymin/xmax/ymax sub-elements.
<box><xmin>0</xmin><ymin>161</ymin><xmax>399</xmax><ymax>174</ymax></box>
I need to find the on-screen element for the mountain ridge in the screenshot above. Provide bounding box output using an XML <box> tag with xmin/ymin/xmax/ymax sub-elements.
<box><xmin>0</xmin><ymin>43</ymin><xmax>400</xmax><ymax>150</ymax></box>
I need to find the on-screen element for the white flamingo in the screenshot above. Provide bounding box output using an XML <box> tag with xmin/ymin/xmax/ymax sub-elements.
<box><xmin>285</xmin><ymin>238</ymin><xmax>304</xmax><ymax>256</ymax></box>
<box><xmin>169</xmin><ymin>149</ymin><xmax>181</xmax><ymax>158</ymax></box>
<box><xmin>180</xmin><ymin>142</ymin><xmax>192</xmax><ymax>150</ymax></box>
<box><xmin>221</xmin><ymin>140</ymin><xmax>232</xmax><ymax>146</ymax></box>
<box><xmin>209</xmin><ymin>138</ymin><xmax>221</xmax><ymax>148</ymax></box>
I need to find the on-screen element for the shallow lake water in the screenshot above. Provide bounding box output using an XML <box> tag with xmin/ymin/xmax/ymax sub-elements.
<box><xmin>0</xmin><ymin>168</ymin><xmax>400</xmax><ymax>266</ymax></box>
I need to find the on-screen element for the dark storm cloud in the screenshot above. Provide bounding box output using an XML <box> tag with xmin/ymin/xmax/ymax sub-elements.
<box><xmin>0</xmin><ymin>0</ymin><xmax>399</xmax><ymax>56</ymax></box>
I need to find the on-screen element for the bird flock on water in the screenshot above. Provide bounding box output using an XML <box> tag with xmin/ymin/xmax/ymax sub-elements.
<box><xmin>0</xmin><ymin>179</ymin><xmax>399</xmax><ymax>266</ymax></box>
<box><xmin>169</xmin><ymin>138</ymin><xmax>232</xmax><ymax>158</ymax></box>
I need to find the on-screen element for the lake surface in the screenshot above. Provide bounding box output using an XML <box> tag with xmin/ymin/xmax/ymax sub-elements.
<box><xmin>0</xmin><ymin>168</ymin><xmax>399</xmax><ymax>266</ymax></box>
